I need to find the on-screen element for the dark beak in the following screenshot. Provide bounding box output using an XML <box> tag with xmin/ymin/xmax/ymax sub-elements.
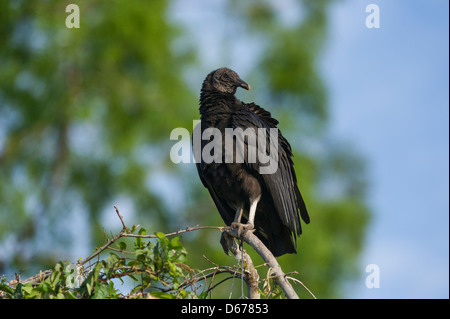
<box><xmin>238</xmin><ymin>79</ymin><xmax>251</xmax><ymax>91</ymax></box>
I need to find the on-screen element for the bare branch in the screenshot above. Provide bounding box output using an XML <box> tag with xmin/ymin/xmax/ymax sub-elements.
<box><xmin>224</xmin><ymin>227</ymin><xmax>300</xmax><ymax>299</ymax></box>
<box><xmin>78</xmin><ymin>206</ymin><xmax>128</xmax><ymax>266</ymax></box>
<box><xmin>286</xmin><ymin>276</ymin><xmax>317</xmax><ymax>299</ymax></box>
<box><xmin>114</xmin><ymin>205</ymin><xmax>127</xmax><ymax>230</ymax></box>
<box><xmin>4</xmin><ymin>270</ymin><xmax>53</xmax><ymax>288</ymax></box>
<box><xmin>124</xmin><ymin>225</ymin><xmax>224</xmax><ymax>239</ymax></box>
<box><xmin>220</xmin><ymin>231</ymin><xmax>261</xmax><ymax>299</ymax></box>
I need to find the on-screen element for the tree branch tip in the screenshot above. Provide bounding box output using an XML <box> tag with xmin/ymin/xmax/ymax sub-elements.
<box><xmin>113</xmin><ymin>205</ymin><xmax>127</xmax><ymax>230</ymax></box>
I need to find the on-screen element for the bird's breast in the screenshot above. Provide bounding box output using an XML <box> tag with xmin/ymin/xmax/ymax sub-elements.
<box><xmin>203</xmin><ymin>162</ymin><xmax>261</xmax><ymax>208</ymax></box>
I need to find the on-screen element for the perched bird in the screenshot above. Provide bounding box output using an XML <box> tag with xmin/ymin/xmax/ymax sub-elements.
<box><xmin>195</xmin><ymin>67</ymin><xmax>309</xmax><ymax>257</ymax></box>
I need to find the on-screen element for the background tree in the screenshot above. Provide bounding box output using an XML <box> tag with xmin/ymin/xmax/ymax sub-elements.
<box><xmin>0</xmin><ymin>0</ymin><xmax>370</xmax><ymax>298</ymax></box>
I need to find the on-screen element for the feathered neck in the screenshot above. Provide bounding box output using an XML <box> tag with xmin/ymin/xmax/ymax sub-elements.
<box><xmin>199</xmin><ymin>72</ymin><xmax>238</xmax><ymax>118</ymax></box>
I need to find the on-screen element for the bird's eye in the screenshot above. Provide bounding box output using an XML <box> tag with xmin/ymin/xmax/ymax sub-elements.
<box><xmin>223</xmin><ymin>73</ymin><xmax>229</xmax><ymax>80</ymax></box>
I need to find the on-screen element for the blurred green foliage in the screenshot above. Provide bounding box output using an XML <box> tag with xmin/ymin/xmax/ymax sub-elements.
<box><xmin>1</xmin><ymin>231</ymin><xmax>198</xmax><ymax>299</ymax></box>
<box><xmin>0</xmin><ymin>0</ymin><xmax>370</xmax><ymax>298</ymax></box>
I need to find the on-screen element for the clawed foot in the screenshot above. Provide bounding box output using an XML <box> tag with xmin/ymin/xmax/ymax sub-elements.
<box><xmin>231</xmin><ymin>222</ymin><xmax>255</xmax><ymax>237</ymax></box>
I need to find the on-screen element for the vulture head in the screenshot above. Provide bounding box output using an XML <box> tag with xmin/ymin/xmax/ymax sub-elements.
<box><xmin>210</xmin><ymin>67</ymin><xmax>250</xmax><ymax>95</ymax></box>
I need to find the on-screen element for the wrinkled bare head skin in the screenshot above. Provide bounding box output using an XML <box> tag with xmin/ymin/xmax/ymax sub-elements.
<box><xmin>210</xmin><ymin>67</ymin><xmax>250</xmax><ymax>95</ymax></box>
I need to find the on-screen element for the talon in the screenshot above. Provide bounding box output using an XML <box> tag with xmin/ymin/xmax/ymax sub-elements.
<box><xmin>231</xmin><ymin>222</ymin><xmax>255</xmax><ymax>237</ymax></box>
<box><xmin>243</xmin><ymin>224</ymin><xmax>256</xmax><ymax>236</ymax></box>
<box><xmin>231</xmin><ymin>222</ymin><xmax>243</xmax><ymax>237</ymax></box>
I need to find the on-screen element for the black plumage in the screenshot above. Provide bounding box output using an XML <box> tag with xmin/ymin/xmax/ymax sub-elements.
<box><xmin>195</xmin><ymin>67</ymin><xmax>309</xmax><ymax>257</ymax></box>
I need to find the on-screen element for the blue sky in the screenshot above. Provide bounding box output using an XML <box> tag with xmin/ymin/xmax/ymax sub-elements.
<box><xmin>322</xmin><ymin>0</ymin><xmax>449</xmax><ymax>298</ymax></box>
<box><xmin>1</xmin><ymin>0</ymin><xmax>446</xmax><ymax>300</ymax></box>
<box><xmin>172</xmin><ymin>0</ymin><xmax>449</xmax><ymax>298</ymax></box>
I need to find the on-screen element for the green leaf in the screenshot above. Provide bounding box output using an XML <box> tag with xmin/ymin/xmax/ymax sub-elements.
<box><xmin>169</xmin><ymin>263</ymin><xmax>177</xmax><ymax>275</ymax></box>
<box><xmin>118</xmin><ymin>241</ymin><xmax>127</xmax><ymax>250</ymax></box>
<box><xmin>150</xmin><ymin>291</ymin><xmax>176</xmax><ymax>299</ymax></box>
<box><xmin>21</xmin><ymin>284</ymin><xmax>34</xmax><ymax>295</ymax></box>
<box><xmin>29</xmin><ymin>289</ymin><xmax>43</xmax><ymax>299</ymax></box>
<box><xmin>198</xmin><ymin>291</ymin><xmax>209</xmax><ymax>299</ymax></box>
<box><xmin>41</xmin><ymin>282</ymin><xmax>52</xmax><ymax>293</ymax></box>
<box><xmin>178</xmin><ymin>289</ymin><xmax>187</xmax><ymax>298</ymax></box>
<box><xmin>169</xmin><ymin>236</ymin><xmax>182</xmax><ymax>250</ymax></box>
<box><xmin>107</xmin><ymin>252</ymin><xmax>120</xmax><ymax>264</ymax></box>
<box><xmin>130</xmin><ymin>284</ymin><xmax>143</xmax><ymax>295</ymax></box>
<box><xmin>49</xmin><ymin>270</ymin><xmax>61</xmax><ymax>285</ymax></box>
<box><xmin>56</xmin><ymin>292</ymin><xmax>65</xmax><ymax>299</ymax></box>
<box><xmin>136</xmin><ymin>228</ymin><xmax>147</xmax><ymax>248</ymax></box>
<box><xmin>86</xmin><ymin>282</ymin><xmax>93</xmax><ymax>296</ymax></box>
<box><xmin>93</xmin><ymin>283</ymin><xmax>110</xmax><ymax>299</ymax></box>
<box><xmin>64</xmin><ymin>291</ymin><xmax>77</xmax><ymax>299</ymax></box>
<box><xmin>0</xmin><ymin>282</ymin><xmax>15</xmax><ymax>298</ymax></box>
<box><xmin>155</xmin><ymin>232</ymin><xmax>165</xmax><ymax>240</ymax></box>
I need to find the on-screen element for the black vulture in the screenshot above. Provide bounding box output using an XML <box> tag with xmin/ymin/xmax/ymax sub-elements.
<box><xmin>194</xmin><ymin>67</ymin><xmax>310</xmax><ymax>257</ymax></box>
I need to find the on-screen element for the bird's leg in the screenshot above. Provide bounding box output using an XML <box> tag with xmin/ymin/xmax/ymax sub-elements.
<box><xmin>231</xmin><ymin>197</ymin><xmax>260</xmax><ymax>237</ymax></box>
<box><xmin>233</xmin><ymin>205</ymin><xmax>244</xmax><ymax>224</ymax></box>
<box><xmin>247</xmin><ymin>196</ymin><xmax>259</xmax><ymax>228</ymax></box>
<box><xmin>231</xmin><ymin>205</ymin><xmax>246</xmax><ymax>237</ymax></box>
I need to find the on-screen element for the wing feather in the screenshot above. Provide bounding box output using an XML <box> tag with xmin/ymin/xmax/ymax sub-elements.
<box><xmin>231</xmin><ymin>107</ymin><xmax>309</xmax><ymax>237</ymax></box>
